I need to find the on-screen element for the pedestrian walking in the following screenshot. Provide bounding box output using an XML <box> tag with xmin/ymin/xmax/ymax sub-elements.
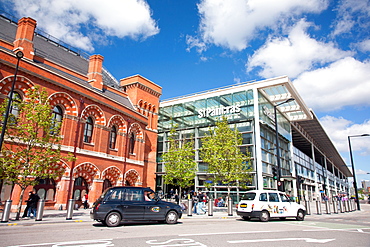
<box><xmin>83</xmin><ymin>193</ymin><xmax>89</xmax><ymax>209</ymax></box>
<box><xmin>22</xmin><ymin>192</ymin><xmax>33</xmax><ymax>218</ymax></box>
<box><xmin>27</xmin><ymin>191</ymin><xmax>40</xmax><ymax>218</ymax></box>
<box><xmin>197</xmin><ymin>192</ymin><xmax>207</xmax><ymax>214</ymax></box>
<box><xmin>192</xmin><ymin>192</ymin><xmax>198</xmax><ymax>214</ymax></box>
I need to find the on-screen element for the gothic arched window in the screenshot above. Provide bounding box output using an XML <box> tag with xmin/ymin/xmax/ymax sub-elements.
<box><xmin>9</xmin><ymin>91</ymin><xmax>22</xmax><ymax>124</ymax></box>
<box><xmin>129</xmin><ymin>132</ymin><xmax>135</xmax><ymax>154</ymax></box>
<box><xmin>50</xmin><ymin>105</ymin><xmax>63</xmax><ymax>135</ymax></box>
<box><xmin>109</xmin><ymin>125</ymin><xmax>117</xmax><ymax>149</ymax></box>
<box><xmin>83</xmin><ymin>117</ymin><xmax>94</xmax><ymax>143</ymax></box>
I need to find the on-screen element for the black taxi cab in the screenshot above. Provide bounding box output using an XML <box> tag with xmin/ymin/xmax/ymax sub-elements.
<box><xmin>90</xmin><ymin>186</ymin><xmax>182</xmax><ymax>227</ymax></box>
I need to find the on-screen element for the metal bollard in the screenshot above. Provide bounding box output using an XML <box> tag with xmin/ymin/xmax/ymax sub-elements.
<box><xmin>325</xmin><ymin>200</ymin><xmax>331</xmax><ymax>214</ymax></box>
<box><xmin>227</xmin><ymin>197</ymin><xmax>233</xmax><ymax>216</ymax></box>
<box><xmin>187</xmin><ymin>199</ymin><xmax>192</xmax><ymax>217</ymax></box>
<box><xmin>35</xmin><ymin>199</ymin><xmax>45</xmax><ymax>221</ymax></box>
<box><xmin>339</xmin><ymin>200</ymin><xmax>344</xmax><ymax>213</ymax></box>
<box><xmin>66</xmin><ymin>199</ymin><xmax>75</xmax><ymax>220</ymax></box>
<box><xmin>315</xmin><ymin>200</ymin><xmax>322</xmax><ymax>215</ymax></box>
<box><xmin>1</xmin><ymin>200</ymin><xmax>12</xmax><ymax>223</ymax></box>
<box><xmin>343</xmin><ymin>200</ymin><xmax>347</xmax><ymax>212</ymax></box>
<box><xmin>332</xmin><ymin>199</ymin><xmax>338</xmax><ymax>214</ymax></box>
<box><xmin>208</xmin><ymin>199</ymin><xmax>213</xmax><ymax>216</ymax></box>
<box><xmin>304</xmin><ymin>200</ymin><xmax>311</xmax><ymax>215</ymax></box>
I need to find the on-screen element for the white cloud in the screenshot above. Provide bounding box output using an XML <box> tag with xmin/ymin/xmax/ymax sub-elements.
<box><xmin>247</xmin><ymin>20</ymin><xmax>351</xmax><ymax>78</ymax></box>
<box><xmin>186</xmin><ymin>35</ymin><xmax>207</xmax><ymax>53</ymax></box>
<box><xmin>320</xmin><ymin>116</ymin><xmax>370</xmax><ymax>155</ymax></box>
<box><xmin>357</xmin><ymin>39</ymin><xmax>370</xmax><ymax>52</ymax></box>
<box><xmin>357</xmin><ymin>169</ymin><xmax>370</xmax><ymax>175</ymax></box>
<box><xmin>6</xmin><ymin>0</ymin><xmax>159</xmax><ymax>52</ymax></box>
<box><xmin>187</xmin><ymin>0</ymin><xmax>328</xmax><ymax>52</ymax></box>
<box><xmin>331</xmin><ymin>0</ymin><xmax>370</xmax><ymax>37</ymax></box>
<box><xmin>293</xmin><ymin>57</ymin><xmax>370</xmax><ymax>111</ymax></box>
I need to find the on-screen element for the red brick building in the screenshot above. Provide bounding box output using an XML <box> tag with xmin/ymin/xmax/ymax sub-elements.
<box><xmin>0</xmin><ymin>15</ymin><xmax>161</xmax><ymax>209</ymax></box>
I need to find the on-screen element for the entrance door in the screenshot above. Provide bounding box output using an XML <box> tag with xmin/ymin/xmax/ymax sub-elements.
<box><xmin>102</xmin><ymin>179</ymin><xmax>112</xmax><ymax>192</ymax></box>
<box><xmin>73</xmin><ymin>177</ymin><xmax>89</xmax><ymax>208</ymax></box>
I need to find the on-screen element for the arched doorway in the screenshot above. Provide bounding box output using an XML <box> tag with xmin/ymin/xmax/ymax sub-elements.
<box><xmin>102</xmin><ymin>179</ymin><xmax>112</xmax><ymax>192</ymax></box>
<box><xmin>124</xmin><ymin>169</ymin><xmax>141</xmax><ymax>186</ymax></box>
<box><xmin>73</xmin><ymin>177</ymin><xmax>89</xmax><ymax>207</ymax></box>
<box><xmin>34</xmin><ymin>178</ymin><xmax>56</xmax><ymax>201</ymax></box>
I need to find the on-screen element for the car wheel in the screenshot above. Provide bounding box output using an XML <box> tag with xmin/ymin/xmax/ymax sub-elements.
<box><xmin>165</xmin><ymin>210</ymin><xmax>179</xmax><ymax>224</ymax></box>
<box><xmin>105</xmin><ymin>212</ymin><xmax>121</xmax><ymax>227</ymax></box>
<box><xmin>259</xmin><ymin>211</ymin><xmax>269</xmax><ymax>222</ymax></box>
<box><xmin>242</xmin><ymin>216</ymin><xmax>251</xmax><ymax>221</ymax></box>
<box><xmin>296</xmin><ymin>209</ymin><xmax>305</xmax><ymax>221</ymax></box>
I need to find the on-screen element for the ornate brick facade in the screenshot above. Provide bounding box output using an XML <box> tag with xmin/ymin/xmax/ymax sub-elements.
<box><xmin>0</xmin><ymin>16</ymin><xmax>161</xmax><ymax>210</ymax></box>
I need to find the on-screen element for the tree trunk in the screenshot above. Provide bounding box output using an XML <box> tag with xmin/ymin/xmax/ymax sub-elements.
<box><xmin>15</xmin><ymin>186</ymin><xmax>26</xmax><ymax>220</ymax></box>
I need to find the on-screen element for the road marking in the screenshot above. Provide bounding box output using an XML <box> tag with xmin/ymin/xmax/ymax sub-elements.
<box><xmin>5</xmin><ymin>223</ymin><xmax>18</xmax><ymax>226</ymax></box>
<box><xmin>228</xmin><ymin>237</ymin><xmax>335</xmax><ymax>244</ymax></box>
<box><xmin>7</xmin><ymin>239</ymin><xmax>114</xmax><ymax>247</ymax></box>
<box><xmin>179</xmin><ymin>230</ymin><xmax>282</xmax><ymax>236</ymax></box>
<box><xmin>146</xmin><ymin>238</ymin><xmax>206</xmax><ymax>247</ymax></box>
<box><xmin>284</xmin><ymin>221</ymin><xmax>370</xmax><ymax>230</ymax></box>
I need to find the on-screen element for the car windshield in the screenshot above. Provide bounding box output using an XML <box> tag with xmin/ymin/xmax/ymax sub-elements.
<box><xmin>241</xmin><ymin>193</ymin><xmax>256</xmax><ymax>200</ymax></box>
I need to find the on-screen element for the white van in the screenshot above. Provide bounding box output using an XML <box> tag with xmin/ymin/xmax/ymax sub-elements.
<box><xmin>236</xmin><ymin>190</ymin><xmax>306</xmax><ymax>222</ymax></box>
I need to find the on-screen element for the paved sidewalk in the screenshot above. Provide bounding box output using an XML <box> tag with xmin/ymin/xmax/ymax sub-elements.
<box><xmin>1</xmin><ymin>202</ymin><xmax>368</xmax><ymax>226</ymax></box>
<box><xmin>0</xmin><ymin>207</ymin><xmax>238</xmax><ymax>226</ymax></box>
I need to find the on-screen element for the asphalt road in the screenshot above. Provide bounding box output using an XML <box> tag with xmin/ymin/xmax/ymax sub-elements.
<box><xmin>1</xmin><ymin>204</ymin><xmax>370</xmax><ymax>247</ymax></box>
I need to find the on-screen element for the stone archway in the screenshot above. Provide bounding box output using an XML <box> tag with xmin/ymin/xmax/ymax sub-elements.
<box><xmin>102</xmin><ymin>166</ymin><xmax>121</xmax><ymax>192</ymax></box>
<box><xmin>124</xmin><ymin>169</ymin><xmax>141</xmax><ymax>186</ymax></box>
<box><xmin>72</xmin><ymin>163</ymin><xmax>100</xmax><ymax>207</ymax></box>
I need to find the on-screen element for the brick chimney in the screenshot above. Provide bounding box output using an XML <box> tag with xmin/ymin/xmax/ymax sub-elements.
<box><xmin>88</xmin><ymin>54</ymin><xmax>104</xmax><ymax>91</ymax></box>
<box><xmin>13</xmin><ymin>17</ymin><xmax>37</xmax><ymax>60</ymax></box>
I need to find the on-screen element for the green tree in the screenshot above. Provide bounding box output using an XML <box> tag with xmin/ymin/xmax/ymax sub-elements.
<box><xmin>162</xmin><ymin>126</ymin><xmax>197</xmax><ymax>202</ymax></box>
<box><xmin>200</xmin><ymin>117</ymin><xmax>252</xmax><ymax>199</ymax></box>
<box><xmin>0</xmin><ymin>86</ymin><xmax>73</xmax><ymax>220</ymax></box>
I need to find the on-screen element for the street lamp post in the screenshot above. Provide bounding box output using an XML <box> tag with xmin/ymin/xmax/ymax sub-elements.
<box><xmin>348</xmin><ymin>134</ymin><xmax>370</xmax><ymax>211</ymax></box>
<box><xmin>66</xmin><ymin>98</ymin><xmax>84</xmax><ymax>202</ymax></box>
<box><xmin>123</xmin><ymin>120</ymin><xmax>131</xmax><ymax>186</ymax></box>
<box><xmin>0</xmin><ymin>51</ymin><xmax>24</xmax><ymax>151</ymax></box>
<box><xmin>274</xmin><ymin>98</ymin><xmax>295</xmax><ymax>191</ymax></box>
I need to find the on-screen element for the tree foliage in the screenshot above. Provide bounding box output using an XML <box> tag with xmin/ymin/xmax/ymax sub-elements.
<box><xmin>162</xmin><ymin>126</ymin><xmax>197</xmax><ymax>199</ymax></box>
<box><xmin>200</xmin><ymin>117</ymin><xmax>252</xmax><ymax>197</ymax></box>
<box><xmin>0</xmin><ymin>86</ymin><xmax>73</xmax><ymax>219</ymax></box>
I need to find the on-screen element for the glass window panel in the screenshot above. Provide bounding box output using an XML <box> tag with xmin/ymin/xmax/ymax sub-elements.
<box><xmin>242</xmin><ymin>133</ymin><xmax>252</xmax><ymax>144</ymax></box>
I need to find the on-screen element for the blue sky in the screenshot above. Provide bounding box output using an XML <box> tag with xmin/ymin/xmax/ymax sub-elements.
<box><xmin>1</xmin><ymin>0</ymin><xmax>370</xmax><ymax>186</ymax></box>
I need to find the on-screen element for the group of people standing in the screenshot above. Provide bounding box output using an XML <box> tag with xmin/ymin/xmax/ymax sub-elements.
<box><xmin>191</xmin><ymin>191</ymin><xmax>208</xmax><ymax>215</ymax></box>
<box><xmin>22</xmin><ymin>191</ymin><xmax>40</xmax><ymax>218</ymax></box>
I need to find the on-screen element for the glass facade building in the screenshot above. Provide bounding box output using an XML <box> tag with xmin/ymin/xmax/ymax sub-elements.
<box><xmin>156</xmin><ymin>76</ymin><xmax>351</xmax><ymax>202</ymax></box>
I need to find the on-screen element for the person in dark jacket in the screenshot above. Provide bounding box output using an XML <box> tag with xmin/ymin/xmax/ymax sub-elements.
<box><xmin>27</xmin><ymin>192</ymin><xmax>40</xmax><ymax>218</ymax></box>
<box><xmin>22</xmin><ymin>192</ymin><xmax>33</xmax><ymax>218</ymax></box>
